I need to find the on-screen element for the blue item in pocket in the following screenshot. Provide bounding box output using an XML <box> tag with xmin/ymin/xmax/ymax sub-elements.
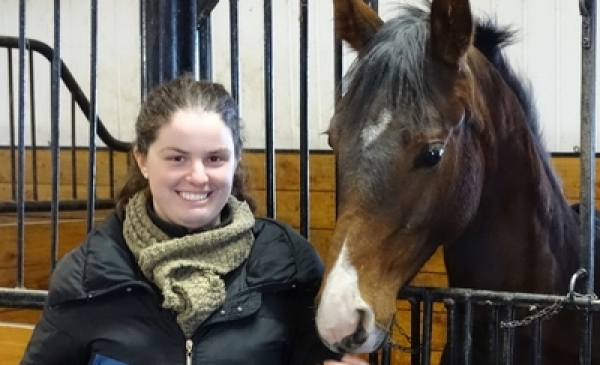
<box><xmin>92</xmin><ymin>354</ymin><xmax>130</xmax><ymax>365</ymax></box>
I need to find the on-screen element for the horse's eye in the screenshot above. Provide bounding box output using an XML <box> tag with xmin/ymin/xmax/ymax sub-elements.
<box><xmin>414</xmin><ymin>146</ymin><xmax>444</xmax><ymax>168</ymax></box>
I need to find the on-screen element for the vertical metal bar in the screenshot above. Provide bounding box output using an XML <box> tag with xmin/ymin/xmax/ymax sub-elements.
<box><xmin>380</xmin><ymin>340</ymin><xmax>391</xmax><ymax>365</ymax></box>
<box><xmin>488</xmin><ymin>306</ymin><xmax>500</xmax><ymax>365</ymax></box>
<box><xmin>140</xmin><ymin>0</ymin><xmax>148</xmax><ymax>100</ymax></box>
<box><xmin>16</xmin><ymin>0</ymin><xmax>27</xmax><ymax>288</ymax></box>
<box><xmin>108</xmin><ymin>149</ymin><xmax>115</xmax><ymax>198</ymax></box>
<box><xmin>579</xmin><ymin>0</ymin><xmax>596</xmax><ymax>293</ymax></box>
<box><xmin>445</xmin><ymin>299</ymin><xmax>456</xmax><ymax>365</ymax></box>
<box><xmin>229</xmin><ymin>0</ymin><xmax>239</xmax><ymax>101</ymax></box>
<box><xmin>410</xmin><ymin>299</ymin><xmax>422</xmax><ymax>365</ymax></box>
<box><xmin>8</xmin><ymin>50</ymin><xmax>17</xmax><ymax>201</ymax></box>
<box><xmin>28</xmin><ymin>48</ymin><xmax>38</xmax><ymax>201</ymax></box>
<box><xmin>87</xmin><ymin>0</ymin><xmax>99</xmax><ymax>232</ymax></box>
<box><xmin>299</xmin><ymin>0</ymin><xmax>309</xmax><ymax>238</ymax></box>
<box><xmin>50</xmin><ymin>0</ymin><xmax>62</xmax><ymax>270</ymax></box>
<box><xmin>263</xmin><ymin>0</ymin><xmax>275</xmax><ymax>218</ymax></box>
<box><xmin>367</xmin><ymin>351</ymin><xmax>378</xmax><ymax>365</ymax></box>
<box><xmin>463</xmin><ymin>299</ymin><xmax>473</xmax><ymax>365</ymax></box>
<box><xmin>70</xmin><ymin>98</ymin><xmax>77</xmax><ymax>199</ymax></box>
<box><xmin>578</xmin><ymin>308</ymin><xmax>593</xmax><ymax>365</ymax></box>
<box><xmin>530</xmin><ymin>318</ymin><xmax>542</xmax><ymax>365</ymax></box>
<box><xmin>421</xmin><ymin>295</ymin><xmax>433</xmax><ymax>365</ymax></box>
<box><xmin>143</xmin><ymin>0</ymin><xmax>200</xmax><ymax>94</ymax></box>
<box><xmin>198</xmin><ymin>15</ymin><xmax>212</xmax><ymax>80</ymax></box>
<box><xmin>501</xmin><ymin>305</ymin><xmax>515</xmax><ymax>365</ymax></box>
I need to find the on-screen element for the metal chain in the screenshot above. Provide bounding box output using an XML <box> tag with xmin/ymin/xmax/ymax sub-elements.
<box><xmin>500</xmin><ymin>300</ymin><xmax>565</xmax><ymax>329</ymax></box>
<box><xmin>387</xmin><ymin>317</ymin><xmax>422</xmax><ymax>354</ymax></box>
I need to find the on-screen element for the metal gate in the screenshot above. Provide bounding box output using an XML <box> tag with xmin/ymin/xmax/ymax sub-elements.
<box><xmin>0</xmin><ymin>1</ymin><xmax>598</xmax><ymax>364</ymax></box>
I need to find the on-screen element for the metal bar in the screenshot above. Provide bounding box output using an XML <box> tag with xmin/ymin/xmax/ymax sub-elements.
<box><xmin>87</xmin><ymin>0</ymin><xmax>99</xmax><ymax>232</ymax></box>
<box><xmin>299</xmin><ymin>0</ymin><xmax>309</xmax><ymax>238</ymax></box>
<box><xmin>70</xmin><ymin>98</ymin><xmax>77</xmax><ymax>199</ymax></box>
<box><xmin>530</xmin><ymin>318</ymin><xmax>542</xmax><ymax>365</ymax></box>
<box><xmin>501</xmin><ymin>306</ymin><xmax>515</xmax><ymax>365</ymax></box>
<box><xmin>198</xmin><ymin>11</ymin><xmax>212</xmax><ymax>80</ymax></box>
<box><xmin>578</xmin><ymin>308</ymin><xmax>593</xmax><ymax>365</ymax></box>
<box><xmin>398</xmin><ymin>286</ymin><xmax>600</xmax><ymax>310</ymax></box>
<box><xmin>445</xmin><ymin>299</ymin><xmax>456</xmax><ymax>365</ymax></box>
<box><xmin>0</xmin><ymin>199</ymin><xmax>115</xmax><ymax>213</ymax></box>
<box><xmin>488</xmin><ymin>305</ymin><xmax>500</xmax><ymax>365</ymax></box>
<box><xmin>50</xmin><ymin>0</ymin><xmax>62</xmax><ymax>271</ymax></box>
<box><xmin>421</xmin><ymin>295</ymin><xmax>433</xmax><ymax>365</ymax></box>
<box><xmin>0</xmin><ymin>36</ymin><xmax>130</xmax><ymax>152</ymax></box>
<box><xmin>410</xmin><ymin>299</ymin><xmax>422</xmax><ymax>365</ymax></box>
<box><xmin>463</xmin><ymin>299</ymin><xmax>473</xmax><ymax>365</ymax></box>
<box><xmin>0</xmin><ymin>288</ymin><xmax>47</xmax><ymax>309</ymax></box>
<box><xmin>142</xmin><ymin>0</ymin><xmax>200</xmax><ymax>93</ymax></box>
<box><xmin>8</xmin><ymin>49</ymin><xmax>16</xmax><ymax>200</ymax></box>
<box><xmin>264</xmin><ymin>0</ymin><xmax>275</xmax><ymax>218</ymax></box>
<box><xmin>140</xmin><ymin>0</ymin><xmax>148</xmax><ymax>100</ymax></box>
<box><xmin>229</xmin><ymin>0</ymin><xmax>239</xmax><ymax>101</ymax></box>
<box><xmin>28</xmin><ymin>48</ymin><xmax>38</xmax><ymax>201</ymax></box>
<box><xmin>579</xmin><ymin>0</ymin><xmax>597</xmax><ymax>294</ymax></box>
<box><xmin>16</xmin><ymin>0</ymin><xmax>27</xmax><ymax>288</ymax></box>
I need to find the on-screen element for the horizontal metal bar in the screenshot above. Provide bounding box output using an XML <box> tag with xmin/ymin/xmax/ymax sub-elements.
<box><xmin>399</xmin><ymin>286</ymin><xmax>600</xmax><ymax>310</ymax></box>
<box><xmin>0</xmin><ymin>288</ymin><xmax>47</xmax><ymax>309</ymax></box>
<box><xmin>0</xmin><ymin>199</ymin><xmax>115</xmax><ymax>213</ymax></box>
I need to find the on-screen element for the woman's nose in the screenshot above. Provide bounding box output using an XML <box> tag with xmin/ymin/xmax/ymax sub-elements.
<box><xmin>186</xmin><ymin>161</ymin><xmax>209</xmax><ymax>183</ymax></box>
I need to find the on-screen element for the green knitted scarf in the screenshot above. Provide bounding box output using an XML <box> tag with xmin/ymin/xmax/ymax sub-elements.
<box><xmin>123</xmin><ymin>191</ymin><xmax>255</xmax><ymax>338</ymax></box>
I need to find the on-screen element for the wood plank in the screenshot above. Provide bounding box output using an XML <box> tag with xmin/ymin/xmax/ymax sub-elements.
<box><xmin>0</xmin><ymin>323</ymin><xmax>34</xmax><ymax>365</ymax></box>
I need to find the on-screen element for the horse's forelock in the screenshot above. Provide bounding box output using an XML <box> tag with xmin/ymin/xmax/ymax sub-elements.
<box><xmin>338</xmin><ymin>5</ymin><xmax>432</xmax><ymax>131</ymax></box>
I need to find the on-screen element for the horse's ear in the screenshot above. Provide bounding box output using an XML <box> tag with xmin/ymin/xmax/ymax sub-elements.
<box><xmin>334</xmin><ymin>0</ymin><xmax>384</xmax><ymax>52</ymax></box>
<box><xmin>430</xmin><ymin>0</ymin><xmax>474</xmax><ymax>66</ymax></box>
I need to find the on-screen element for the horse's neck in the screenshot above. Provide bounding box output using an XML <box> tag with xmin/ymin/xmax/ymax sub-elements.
<box><xmin>444</xmin><ymin>124</ymin><xmax>580</xmax><ymax>294</ymax></box>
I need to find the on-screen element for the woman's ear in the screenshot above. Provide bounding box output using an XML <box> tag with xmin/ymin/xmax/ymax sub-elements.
<box><xmin>133</xmin><ymin>146</ymin><xmax>148</xmax><ymax>179</ymax></box>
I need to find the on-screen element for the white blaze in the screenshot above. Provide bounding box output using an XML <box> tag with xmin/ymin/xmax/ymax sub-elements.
<box><xmin>361</xmin><ymin>109</ymin><xmax>392</xmax><ymax>148</ymax></box>
<box><xmin>316</xmin><ymin>242</ymin><xmax>384</xmax><ymax>353</ymax></box>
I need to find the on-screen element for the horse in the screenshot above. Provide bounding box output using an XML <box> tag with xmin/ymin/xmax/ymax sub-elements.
<box><xmin>315</xmin><ymin>0</ymin><xmax>600</xmax><ymax>363</ymax></box>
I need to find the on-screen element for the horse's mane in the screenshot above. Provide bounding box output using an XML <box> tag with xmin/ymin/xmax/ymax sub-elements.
<box><xmin>472</xmin><ymin>21</ymin><xmax>540</xmax><ymax>141</ymax></box>
<box><xmin>473</xmin><ymin>19</ymin><xmax>583</xmax><ymax>280</ymax></box>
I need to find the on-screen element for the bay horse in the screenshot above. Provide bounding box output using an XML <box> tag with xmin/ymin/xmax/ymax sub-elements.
<box><xmin>315</xmin><ymin>0</ymin><xmax>600</xmax><ymax>363</ymax></box>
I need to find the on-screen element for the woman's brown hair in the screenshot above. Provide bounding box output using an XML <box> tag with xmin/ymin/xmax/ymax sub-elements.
<box><xmin>116</xmin><ymin>74</ymin><xmax>255</xmax><ymax>211</ymax></box>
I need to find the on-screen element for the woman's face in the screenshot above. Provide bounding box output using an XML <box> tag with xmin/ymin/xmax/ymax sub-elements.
<box><xmin>134</xmin><ymin>109</ymin><xmax>238</xmax><ymax>230</ymax></box>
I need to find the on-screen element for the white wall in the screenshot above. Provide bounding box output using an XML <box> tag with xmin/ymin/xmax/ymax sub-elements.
<box><xmin>0</xmin><ymin>0</ymin><xmax>595</xmax><ymax>152</ymax></box>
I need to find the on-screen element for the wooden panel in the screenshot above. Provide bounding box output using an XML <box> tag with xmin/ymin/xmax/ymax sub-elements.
<box><xmin>0</xmin><ymin>150</ymin><xmax>597</xmax><ymax>365</ymax></box>
<box><xmin>0</xmin><ymin>323</ymin><xmax>34</xmax><ymax>365</ymax></box>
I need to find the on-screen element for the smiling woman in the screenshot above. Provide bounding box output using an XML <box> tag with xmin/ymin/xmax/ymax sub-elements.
<box><xmin>19</xmin><ymin>74</ymin><xmax>368</xmax><ymax>365</ymax></box>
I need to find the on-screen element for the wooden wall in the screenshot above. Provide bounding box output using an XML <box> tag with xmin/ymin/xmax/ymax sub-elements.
<box><xmin>0</xmin><ymin>148</ymin><xmax>597</xmax><ymax>364</ymax></box>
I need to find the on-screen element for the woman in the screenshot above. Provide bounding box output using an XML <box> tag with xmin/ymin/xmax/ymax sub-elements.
<box><xmin>20</xmin><ymin>75</ymin><xmax>368</xmax><ymax>365</ymax></box>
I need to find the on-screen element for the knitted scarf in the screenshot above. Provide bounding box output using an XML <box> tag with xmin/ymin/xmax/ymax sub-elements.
<box><xmin>123</xmin><ymin>191</ymin><xmax>255</xmax><ymax>338</ymax></box>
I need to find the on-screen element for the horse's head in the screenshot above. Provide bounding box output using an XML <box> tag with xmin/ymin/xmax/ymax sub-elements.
<box><xmin>317</xmin><ymin>0</ymin><xmax>489</xmax><ymax>353</ymax></box>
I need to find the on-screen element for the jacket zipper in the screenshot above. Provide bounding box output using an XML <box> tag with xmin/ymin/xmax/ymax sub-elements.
<box><xmin>185</xmin><ymin>339</ymin><xmax>193</xmax><ymax>365</ymax></box>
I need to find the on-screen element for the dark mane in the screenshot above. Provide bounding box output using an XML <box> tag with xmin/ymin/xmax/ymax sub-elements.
<box><xmin>473</xmin><ymin>19</ymin><xmax>580</xmax><ymax>278</ymax></box>
<box><xmin>473</xmin><ymin>21</ymin><xmax>540</xmax><ymax>141</ymax></box>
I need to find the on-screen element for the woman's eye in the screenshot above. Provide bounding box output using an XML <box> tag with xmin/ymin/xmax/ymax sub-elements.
<box><xmin>414</xmin><ymin>145</ymin><xmax>444</xmax><ymax>169</ymax></box>
<box><xmin>208</xmin><ymin>155</ymin><xmax>223</xmax><ymax>163</ymax></box>
<box><xmin>168</xmin><ymin>156</ymin><xmax>185</xmax><ymax>162</ymax></box>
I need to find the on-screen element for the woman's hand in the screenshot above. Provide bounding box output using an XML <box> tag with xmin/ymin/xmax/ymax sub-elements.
<box><xmin>324</xmin><ymin>354</ymin><xmax>370</xmax><ymax>365</ymax></box>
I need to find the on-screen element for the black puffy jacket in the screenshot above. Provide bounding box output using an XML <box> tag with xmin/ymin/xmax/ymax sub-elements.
<box><xmin>20</xmin><ymin>212</ymin><xmax>340</xmax><ymax>365</ymax></box>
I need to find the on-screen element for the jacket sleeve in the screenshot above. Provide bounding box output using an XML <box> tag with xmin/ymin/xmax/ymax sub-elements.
<box><xmin>286</xmin><ymin>290</ymin><xmax>344</xmax><ymax>365</ymax></box>
<box><xmin>20</xmin><ymin>306</ymin><xmax>87</xmax><ymax>365</ymax></box>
